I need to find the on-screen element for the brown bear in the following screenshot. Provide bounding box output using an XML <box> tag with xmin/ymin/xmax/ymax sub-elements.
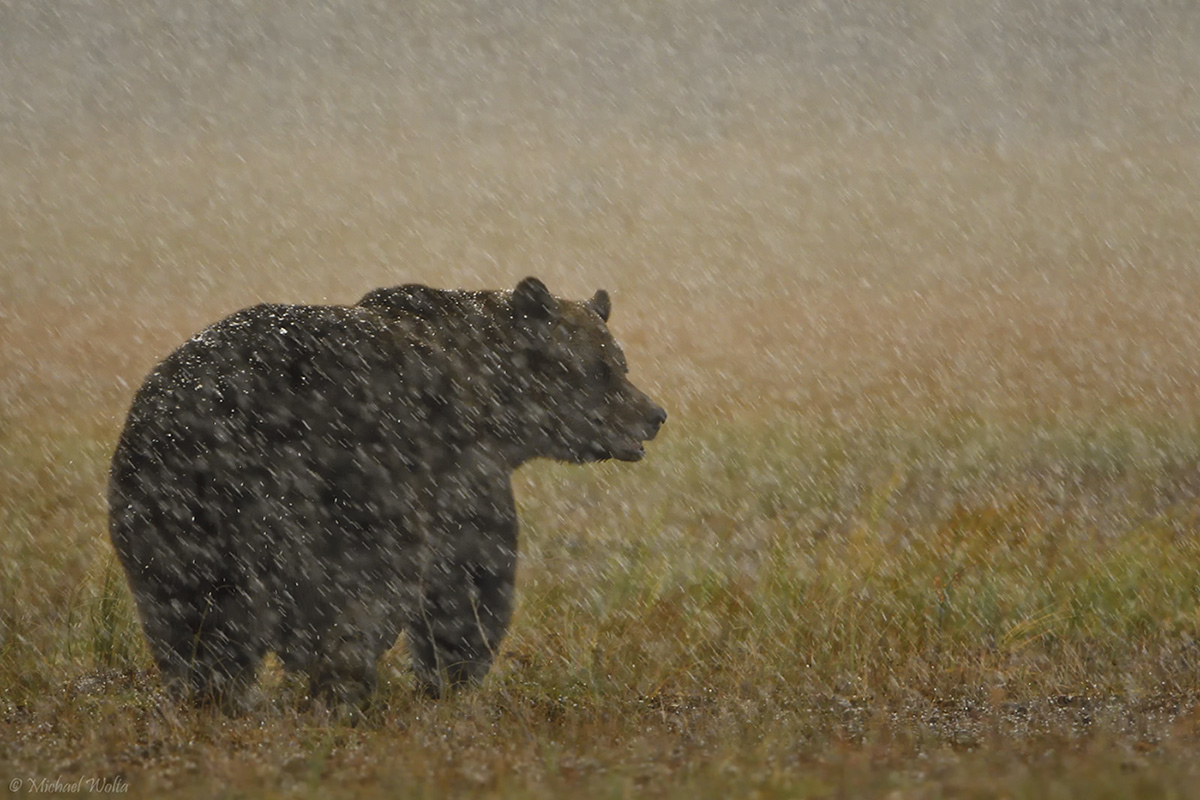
<box><xmin>108</xmin><ymin>277</ymin><xmax>665</xmax><ymax>708</ymax></box>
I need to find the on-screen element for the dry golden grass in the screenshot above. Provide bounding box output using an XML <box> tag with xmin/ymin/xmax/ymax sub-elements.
<box><xmin>3</xmin><ymin>132</ymin><xmax>1200</xmax><ymax>797</ymax></box>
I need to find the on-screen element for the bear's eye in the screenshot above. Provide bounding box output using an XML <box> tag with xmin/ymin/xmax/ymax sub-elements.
<box><xmin>592</xmin><ymin>357</ymin><xmax>622</xmax><ymax>383</ymax></box>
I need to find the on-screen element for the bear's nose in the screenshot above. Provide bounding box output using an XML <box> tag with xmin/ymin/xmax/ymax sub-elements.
<box><xmin>648</xmin><ymin>405</ymin><xmax>667</xmax><ymax>428</ymax></box>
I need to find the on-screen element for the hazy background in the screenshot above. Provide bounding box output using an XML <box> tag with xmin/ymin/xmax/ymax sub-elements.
<box><xmin>3</xmin><ymin>0</ymin><xmax>1200</xmax><ymax>435</ymax></box>
<box><xmin>3</xmin><ymin>0</ymin><xmax>1199</xmax><ymax>145</ymax></box>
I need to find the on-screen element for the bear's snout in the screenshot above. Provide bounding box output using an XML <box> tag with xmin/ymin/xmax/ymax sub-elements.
<box><xmin>641</xmin><ymin>404</ymin><xmax>666</xmax><ymax>442</ymax></box>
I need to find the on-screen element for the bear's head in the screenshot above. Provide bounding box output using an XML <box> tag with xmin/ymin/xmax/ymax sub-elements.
<box><xmin>506</xmin><ymin>277</ymin><xmax>666</xmax><ymax>464</ymax></box>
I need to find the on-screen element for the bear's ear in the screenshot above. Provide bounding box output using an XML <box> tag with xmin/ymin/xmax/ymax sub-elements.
<box><xmin>586</xmin><ymin>289</ymin><xmax>611</xmax><ymax>322</ymax></box>
<box><xmin>513</xmin><ymin>277</ymin><xmax>558</xmax><ymax>322</ymax></box>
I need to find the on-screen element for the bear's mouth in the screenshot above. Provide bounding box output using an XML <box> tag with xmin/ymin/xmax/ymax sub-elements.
<box><xmin>596</xmin><ymin>433</ymin><xmax>649</xmax><ymax>462</ymax></box>
<box><xmin>610</xmin><ymin>438</ymin><xmax>646</xmax><ymax>462</ymax></box>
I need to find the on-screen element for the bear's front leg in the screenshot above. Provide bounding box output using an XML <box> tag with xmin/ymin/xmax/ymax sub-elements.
<box><xmin>407</xmin><ymin>475</ymin><xmax>518</xmax><ymax>698</ymax></box>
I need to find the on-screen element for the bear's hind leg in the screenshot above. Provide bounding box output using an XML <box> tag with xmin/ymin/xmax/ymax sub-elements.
<box><xmin>306</xmin><ymin>593</ymin><xmax>395</xmax><ymax>712</ymax></box>
<box><xmin>140</xmin><ymin>579</ymin><xmax>267</xmax><ymax>713</ymax></box>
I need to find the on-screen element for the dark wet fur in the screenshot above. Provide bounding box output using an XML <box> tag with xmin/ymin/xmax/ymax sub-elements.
<box><xmin>108</xmin><ymin>278</ymin><xmax>665</xmax><ymax>708</ymax></box>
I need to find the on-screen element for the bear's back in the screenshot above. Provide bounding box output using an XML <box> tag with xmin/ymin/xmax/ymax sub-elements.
<box><xmin>111</xmin><ymin>302</ymin><xmax>429</xmax><ymax>498</ymax></box>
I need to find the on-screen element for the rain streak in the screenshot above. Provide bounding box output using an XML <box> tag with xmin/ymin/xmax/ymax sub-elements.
<box><xmin>2</xmin><ymin>2</ymin><xmax>1200</xmax><ymax>797</ymax></box>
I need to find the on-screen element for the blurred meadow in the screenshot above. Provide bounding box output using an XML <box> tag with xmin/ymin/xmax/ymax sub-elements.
<box><xmin>4</xmin><ymin>2</ymin><xmax>1200</xmax><ymax>797</ymax></box>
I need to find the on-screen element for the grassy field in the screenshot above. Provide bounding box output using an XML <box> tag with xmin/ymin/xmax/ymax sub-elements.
<box><xmin>3</xmin><ymin>132</ymin><xmax>1200</xmax><ymax>797</ymax></box>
